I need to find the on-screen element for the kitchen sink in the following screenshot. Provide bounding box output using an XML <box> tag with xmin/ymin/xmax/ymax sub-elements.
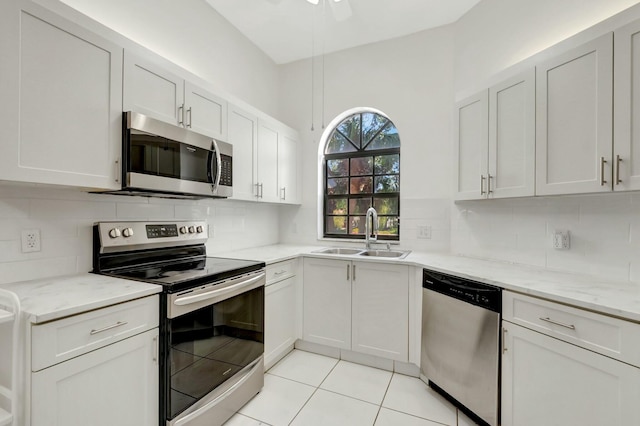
<box><xmin>314</xmin><ymin>247</ymin><xmax>364</xmax><ymax>255</ymax></box>
<box><xmin>358</xmin><ymin>249</ymin><xmax>411</xmax><ymax>259</ymax></box>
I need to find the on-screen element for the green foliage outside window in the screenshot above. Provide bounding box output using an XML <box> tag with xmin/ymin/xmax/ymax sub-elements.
<box><xmin>324</xmin><ymin>112</ymin><xmax>400</xmax><ymax>240</ymax></box>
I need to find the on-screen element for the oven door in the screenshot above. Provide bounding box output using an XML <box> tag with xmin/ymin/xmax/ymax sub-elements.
<box><xmin>165</xmin><ymin>271</ymin><xmax>265</xmax><ymax>424</ymax></box>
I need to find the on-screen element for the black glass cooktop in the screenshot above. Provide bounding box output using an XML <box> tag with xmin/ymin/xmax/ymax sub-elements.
<box><xmin>108</xmin><ymin>256</ymin><xmax>265</xmax><ymax>293</ymax></box>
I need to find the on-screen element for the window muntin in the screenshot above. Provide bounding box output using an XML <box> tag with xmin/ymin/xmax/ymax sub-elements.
<box><xmin>323</xmin><ymin>112</ymin><xmax>400</xmax><ymax>240</ymax></box>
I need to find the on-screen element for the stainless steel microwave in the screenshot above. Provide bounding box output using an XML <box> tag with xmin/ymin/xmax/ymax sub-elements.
<box><xmin>113</xmin><ymin>111</ymin><xmax>232</xmax><ymax>199</ymax></box>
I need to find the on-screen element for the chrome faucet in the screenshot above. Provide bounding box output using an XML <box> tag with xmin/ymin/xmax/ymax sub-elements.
<box><xmin>365</xmin><ymin>207</ymin><xmax>378</xmax><ymax>249</ymax></box>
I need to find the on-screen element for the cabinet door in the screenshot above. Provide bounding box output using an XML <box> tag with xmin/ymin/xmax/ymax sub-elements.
<box><xmin>256</xmin><ymin>119</ymin><xmax>280</xmax><ymax>203</ymax></box>
<box><xmin>488</xmin><ymin>69</ymin><xmax>535</xmax><ymax>198</ymax></box>
<box><xmin>302</xmin><ymin>258</ymin><xmax>351</xmax><ymax>350</ymax></box>
<box><xmin>536</xmin><ymin>33</ymin><xmax>613</xmax><ymax>195</ymax></box>
<box><xmin>31</xmin><ymin>329</ymin><xmax>159</xmax><ymax>426</ymax></box>
<box><xmin>265</xmin><ymin>276</ymin><xmax>297</xmax><ymax>370</ymax></box>
<box><xmin>228</xmin><ymin>104</ymin><xmax>258</xmax><ymax>201</ymax></box>
<box><xmin>351</xmin><ymin>262</ymin><xmax>408</xmax><ymax>362</ymax></box>
<box><xmin>454</xmin><ymin>91</ymin><xmax>489</xmax><ymax>200</ymax></box>
<box><xmin>614</xmin><ymin>19</ymin><xmax>640</xmax><ymax>191</ymax></box>
<box><xmin>123</xmin><ymin>50</ymin><xmax>184</xmax><ymax>126</ymax></box>
<box><xmin>184</xmin><ymin>81</ymin><xmax>227</xmax><ymax>140</ymax></box>
<box><xmin>501</xmin><ymin>321</ymin><xmax>640</xmax><ymax>426</ymax></box>
<box><xmin>0</xmin><ymin>1</ymin><xmax>122</xmax><ymax>190</ymax></box>
<box><xmin>277</xmin><ymin>131</ymin><xmax>299</xmax><ymax>204</ymax></box>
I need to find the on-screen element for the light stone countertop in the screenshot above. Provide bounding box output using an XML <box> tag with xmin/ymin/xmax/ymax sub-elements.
<box><xmin>224</xmin><ymin>244</ymin><xmax>640</xmax><ymax>323</ymax></box>
<box><xmin>0</xmin><ymin>273</ymin><xmax>162</xmax><ymax>324</ymax></box>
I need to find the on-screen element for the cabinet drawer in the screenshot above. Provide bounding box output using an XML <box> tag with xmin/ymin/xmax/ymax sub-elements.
<box><xmin>266</xmin><ymin>259</ymin><xmax>296</xmax><ymax>285</ymax></box>
<box><xmin>32</xmin><ymin>295</ymin><xmax>159</xmax><ymax>371</ymax></box>
<box><xmin>503</xmin><ymin>291</ymin><xmax>640</xmax><ymax>367</ymax></box>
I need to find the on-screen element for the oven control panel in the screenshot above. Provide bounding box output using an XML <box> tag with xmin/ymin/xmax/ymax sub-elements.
<box><xmin>96</xmin><ymin>221</ymin><xmax>208</xmax><ymax>250</ymax></box>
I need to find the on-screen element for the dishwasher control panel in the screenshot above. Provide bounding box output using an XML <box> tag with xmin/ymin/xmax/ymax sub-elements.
<box><xmin>423</xmin><ymin>269</ymin><xmax>501</xmax><ymax>312</ymax></box>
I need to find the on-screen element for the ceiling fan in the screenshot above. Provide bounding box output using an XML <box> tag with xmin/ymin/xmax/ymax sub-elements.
<box><xmin>266</xmin><ymin>0</ymin><xmax>353</xmax><ymax>22</ymax></box>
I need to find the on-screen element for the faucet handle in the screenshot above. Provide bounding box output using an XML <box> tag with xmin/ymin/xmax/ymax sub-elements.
<box><xmin>386</xmin><ymin>242</ymin><xmax>391</xmax><ymax>251</ymax></box>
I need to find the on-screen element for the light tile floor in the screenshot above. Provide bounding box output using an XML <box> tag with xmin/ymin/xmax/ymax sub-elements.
<box><xmin>224</xmin><ymin>350</ymin><xmax>479</xmax><ymax>426</ymax></box>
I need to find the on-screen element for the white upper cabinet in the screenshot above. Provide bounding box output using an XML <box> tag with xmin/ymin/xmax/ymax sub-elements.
<box><xmin>123</xmin><ymin>51</ymin><xmax>227</xmax><ymax>140</ymax></box>
<box><xmin>488</xmin><ymin>69</ymin><xmax>536</xmax><ymax>198</ymax></box>
<box><xmin>454</xmin><ymin>90</ymin><xmax>489</xmax><ymax>200</ymax></box>
<box><xmin>184</xmin><ymin>81</ymin><xmax>227</xmax><ymax>140</ymax></box>
<box><xmin>123</xmin><ymin>51</ymin><xmax>184</xmax><ymax>125</ymax></box>
<box><xmin>277</xmin><ymin>131</ymin><xmax>299</xmax><ymax>204</ymax></box>
<box><xmin>535</xmin><ymin>33</ymin><xmax>613</xmax><ymax>196</ymax></box>
<box><xmin>228</xmin><ymin>104</ymin><xmax>258</xmax><ymax>201</ymax></box>
<box><xmin>257</xmin><ymin>119</ymin><xmax>280</xmax><ymax>203</ymax></box>
<box><xmin>0</xmin><ymin>0</ymin><xmax>123</xmax><ymax>190</ymax></box>
<box><xmin>614</xmin><ymin>19</ymin><xmax>640</xmax><ymax>191</ymax></box>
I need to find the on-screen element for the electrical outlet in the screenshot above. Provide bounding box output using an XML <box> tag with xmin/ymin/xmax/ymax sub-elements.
<box><xmin>208</xmin><ymin>226</ymin><xmax>215</xmax><ymax>239</ymax></box>
<box><xmin>21</xmin><ymin>229</ymin><xmax>41</xmax><ymax>253</ymax></box>
<box><xmin>417</xmin><ymin>225</ymin><xmax>432</xmax><ymax>239</ymax></box>
<box><xmin>553</xmin><ymin>230</ymin><xmax>570</xmax><ymax>250</ymax></box>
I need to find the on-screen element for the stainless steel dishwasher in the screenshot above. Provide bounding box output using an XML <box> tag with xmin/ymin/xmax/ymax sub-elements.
<box><xmin>420</xmin><ymin>269</ymin><xmax>501</xmax><ymax>426</ymax></box>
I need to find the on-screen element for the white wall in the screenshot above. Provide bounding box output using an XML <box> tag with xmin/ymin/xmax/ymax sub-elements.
<box><xmin>278</xmin><ymin>26</ymin><xmax>455</xmax><ymax>252</ymax></box>
<box><xmin>0</xmin><ymin>184</ymin><xmax>280</xmax><ymax>285</ymax></box>
<box><xmin>451</xmin><ymin>0</ymin><xmax>640</xmax><ymax>282</ymax></box>
<box><xmin>57</xmin><ymin>0</ymin><xmax>281</xmax><ymax>117</ymax></box>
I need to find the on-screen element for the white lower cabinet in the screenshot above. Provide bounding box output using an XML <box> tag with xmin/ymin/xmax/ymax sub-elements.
<box><xmin>265</xmin><ymin>260</ymin><xmax>299</xmax><ymax>370</ymax></box>
<box><xmin>502</xmin><ymin>291</ymin><xmax>640</xmax><ymax>426</ymax></box>
<box><xmin>302</xmin><ymin>257</ymin><xmax>409</xmax><ymax>362</ymax></box>
<box><xmin>31</xmin><ymin>328</ymin><xmax>159</xmax><ymax>426</ymax></box>
<box><xmin>30</xmin><ymin>296</ymin><xmax>159</xmax><ymax>426</ymax></box>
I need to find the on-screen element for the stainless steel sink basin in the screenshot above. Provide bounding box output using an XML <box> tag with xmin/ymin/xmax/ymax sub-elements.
<box><xmin>314</xmin><ymin>247</ymin><xmax>364</xmax><ymax>255</ymax></box>
<box><xmin>358</xmin><ymin>250</ymin><xmax>411</xmax><ymax>259</ymax></box>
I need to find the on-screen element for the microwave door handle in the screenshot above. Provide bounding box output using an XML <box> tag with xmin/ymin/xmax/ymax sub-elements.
<box><xmin>211</xmin><ymin>139</ymin><xmax>222</xmax><ymax>193</ymax></box>
<box><xmin>174</xmin><ymin>272</ymin><xmax>265</xmax><ymax>306</ymax></box>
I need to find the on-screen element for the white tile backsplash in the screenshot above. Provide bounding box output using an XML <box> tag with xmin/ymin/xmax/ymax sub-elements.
<box><xmin>451</xmin><ymin>193</ymin><xmax>640</xmax><ymax>282</ymax></box>
<box><xmin>0</xmin><ymin>185</ymin><xmax>280</xmax><ymax>285</ymax></box>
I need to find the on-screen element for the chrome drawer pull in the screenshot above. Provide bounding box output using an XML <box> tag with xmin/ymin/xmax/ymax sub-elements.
<box><xmin>539</xmin><ymin>317</ymin><xmax>576</xmax><ymax>330</ymax></box>
<box><xmin>90</xmin><ymin>321</ymin><xmax>128</xmax><ymax>335</ymax></box>
<box><xmin>273</xmin><ymin>270</ymin><xmax>287</xmax><ymax>276</ymax></box>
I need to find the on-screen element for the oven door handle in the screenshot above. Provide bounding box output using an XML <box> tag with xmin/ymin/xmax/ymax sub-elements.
<box><xmin>173</xmin><ymin>272</ymin><xmax>265</xmax><ymax>306</ymax></box>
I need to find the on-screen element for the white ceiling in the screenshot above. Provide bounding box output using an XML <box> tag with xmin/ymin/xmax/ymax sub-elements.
<box><xmin>205</xmin><ymin>0</ymin><xmax>481</xmax><ymax>64</ymax></box>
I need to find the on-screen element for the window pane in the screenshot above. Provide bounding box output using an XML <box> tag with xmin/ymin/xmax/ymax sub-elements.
<box><xmin>377</xmin><ymin>217</ymin><xmax>399</xmax><ymax>236</ymax></box>
<box><xmin>326</xmin><ymin>216</ymin><xmax>347</xmax><ymax>234</ymax></box>
<box><xmin>337</xmin><ymin>114</ymin><xmax>361</xmax><ymax>149</ymax></box>
<box><xmin>327</xmin><ymin>198</ymin><xmax>347</xmax><ymax>215</ymax></box>
<box><xmin>350</xmin><ymin>177</ymin><xmax>373</xmax><ymax>194</ymax></box>
<box><xmin>326</xmin><ymin>131</ymin><xmax>356</xmax><ymax>154</ymax></box>
<box><xmin>327</xmin><ymin>159</ymin><xmax>348</xmax><ymax>177</ymax></box>
<box><xmin>366</xmin><ymin>123</ymin><xmax>400</xmax><ymax>150</ymax></box>
<box><xmin>327</xmin><ymin>178</ymin><xmax>348</xmax><ymax>195</ymax></box>
<box><xmin>374</xmin><ymin>154</ymin><xmax>400</xmax><ymax>175</ymax></box>
<box><xmin>349</xmin><ymin>198</ymin><xmax>371</xmax><ymax>215</ymax></box>
<box><xmin>349</xmin><ymin>216</ymin><xmax>365</xmax><ymax>235</ymax></box>
<box><xmin>374</xmin><ymin>175</ymin><xmax>399</xmax><ymax>193</ymax></box>
<box><xmin>362</xmin><ymin>113</ymin><xmax>389</xmax><ymax>146</ymax></box>
<box><xmin>350</xmin><ymin>157</ymin><xmax>373</xmax><ymax>176</ymax></box>
<box><xmin>374</xmin><ymin>197</ymin><xmax>398</xmax><ymax>215</ymax></box>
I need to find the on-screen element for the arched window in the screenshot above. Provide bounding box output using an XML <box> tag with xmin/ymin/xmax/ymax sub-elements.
<box><xmin>322</xmin><ymin>110</ymin><xmax>400</xmax><ymax>240</ymax></box>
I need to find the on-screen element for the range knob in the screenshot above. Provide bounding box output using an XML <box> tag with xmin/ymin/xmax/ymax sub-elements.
<box><xmin>188</xmin><ymin>226</ymin><xmax>195</xmax><ymax>234</ymax></box>
<box><xmin>108</xmin><ymin>228</ymin><xmax>121</xmax><ymax>239</ymax></box>
<box><xmin>179</xmin><ymin>226</ymin><xmax>188</xmax><ymax>234</ymax></box>
<box><xmin>196</xmin><ymin>225</ymin><xmax>204</xmax><ymax>233</ymax></box>
<box><xmin>122</xmin><ymin>227</ymin><xmax>134</xmax><ymax>238</ymax></box>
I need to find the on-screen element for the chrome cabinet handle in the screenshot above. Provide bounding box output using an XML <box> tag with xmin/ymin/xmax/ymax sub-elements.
<box><xmin>260</xmin><ymin>183</ymin><xmax>264</xmax><ymax>198</ymax></box>
<box><xmin>347</xmin><ymin>264</ymin><xmax>350</xmax><ymax>281</ymax></box>
<box><xmin>187</xmin><ymin>107</ymin><xmax>192</xmax><ymax>128</ymax></box>
<box><xmin>178</xmin><ymin>104</ymin><xmax>184</xmax><ymax>126</ymax></box>
<box><xmin>273</xmin><ymin>270</ymin><xmax>287</xmax><ymax>276</ymax></box>
<box><xmin>480</xmin><ymin>175</ymin><xmax>486</xmax><ymax>195</ymax></box>
<box><xmin>487</xmin><ymin>174</ymin><xmax>493</xmax><ymax>194</ymax></box>
<box><xmin>90</xmin><ymin>321</ymin><xmax>128</xmax><ymax>335</ymax></box>
<box><xmin>352</xmin><ymin>264</ymin><xmax>356</xmax><ymax>281</ymax></box>
<box><xmin>539</xmin><ymin>317</ymin><xmax>576</xmax><ymax>330</ymax></box>
<box><xmin>600</xmin><ymin>157</ymin><xmax>608</xmax><ymax>186</ymax></box>
<box><xmin>281</xmin><ymin>187</ymin><xmax>286</xmax><ymax>200</ymax></box>
<box><xmin>255</xmin><ymin>183</ymin><xmax>260</xmax><ymax>198</ymax></box>
<box><xmin>114</xmin><ymin>159</ymin><xmax>120</xmax><ymax>183</ymax></box>
<box><xmin>616</xmin><ymin>154</ymin><xmax>622</xmax><ymax>185</ymax></box>
<box><xmin>502</xmin><ymin>327</ymin><xmax>508</xmax><ymax>354</ymax></box>
<box><xmin>152</xmin><ymin>335</ymin><xmax>158</xmax><ymax>363</ymax></box>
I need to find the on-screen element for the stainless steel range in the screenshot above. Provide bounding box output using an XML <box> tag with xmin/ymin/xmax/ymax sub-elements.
<box><xmin>92</xmin><ymin>221</ymin><xmax>265</xmax><ymax>426</ymax></box>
